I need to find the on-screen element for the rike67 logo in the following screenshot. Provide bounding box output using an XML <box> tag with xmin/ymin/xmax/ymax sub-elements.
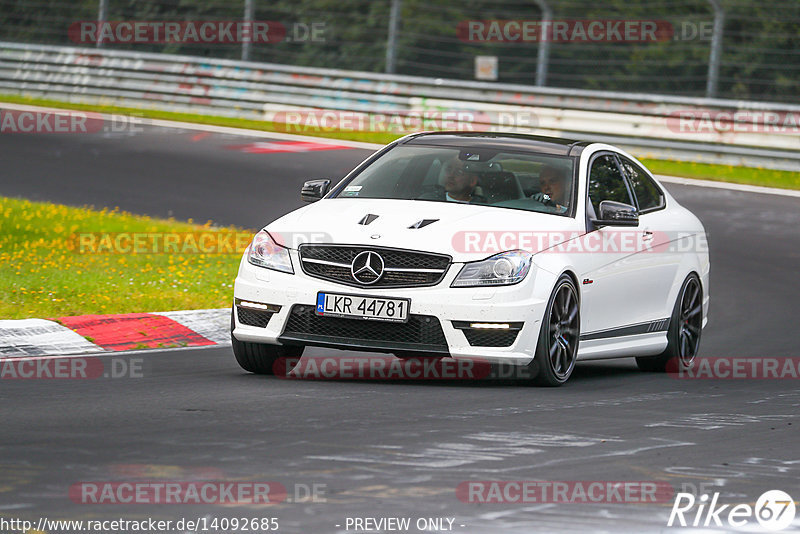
<box><xmin>668</xmin><ymin>490</ymin><xmax>796</xmax><ymax>531</ymax></box>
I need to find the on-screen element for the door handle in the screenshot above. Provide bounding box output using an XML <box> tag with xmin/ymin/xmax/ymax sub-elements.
<box><xmin>642</xmin><ymin>230</ymin><xmax>654</xmax><ymax>242</ymax></box>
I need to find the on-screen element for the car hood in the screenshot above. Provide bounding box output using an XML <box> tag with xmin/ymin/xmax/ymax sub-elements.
<box><xmin>266</xmin><ymin>199</ymin><xmax>581</xmax><ymax>262</ymax></box>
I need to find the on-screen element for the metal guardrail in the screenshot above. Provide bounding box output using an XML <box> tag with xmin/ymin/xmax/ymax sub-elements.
<box><xmin>1</xmin><ymin>41</ymin><xmax>798</xmax><ymax>171</ymax></box>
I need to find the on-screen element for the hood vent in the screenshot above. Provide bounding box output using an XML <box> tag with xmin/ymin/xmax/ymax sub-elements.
<box><xmin>358</xmin><ymin>214</ymin><xmax>379</xmax><ymax>225</ymax></box>
<box><xmin>408</xmin><ymin>219</ymin><xmax>439</xmax><ymax>229</ymax></box>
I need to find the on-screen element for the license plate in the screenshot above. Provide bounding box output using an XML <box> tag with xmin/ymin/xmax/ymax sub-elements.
<box><xmin>316</xmin><ymin>292</ymin><xmax>409</xmax><ymax>323</ymax></box>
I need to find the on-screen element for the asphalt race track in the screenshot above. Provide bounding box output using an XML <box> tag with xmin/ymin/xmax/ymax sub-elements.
<box><xmin>2</xmin><ymin>122</ymin><xmax>799</xmax><ymax>533</ymax></box>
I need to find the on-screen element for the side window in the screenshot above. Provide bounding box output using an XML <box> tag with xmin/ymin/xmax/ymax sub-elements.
<box><xmin>588</xmin><ymin>154</ymin><xmax>632</xmax><ymax>216</ymax></box>
<box><xmin>619</xmin><ymin>157</ymin><xmax>665</xmax><ymax>212</ymax></box>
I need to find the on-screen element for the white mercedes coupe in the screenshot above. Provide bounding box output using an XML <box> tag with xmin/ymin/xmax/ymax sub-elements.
<box><xmin>231</xmin><ymin>132</ymin><xmax>709</xmax><ymax>385</ymax></box>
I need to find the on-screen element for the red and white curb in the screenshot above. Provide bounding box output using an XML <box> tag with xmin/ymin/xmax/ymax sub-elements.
<box><xmin>0</xmin><ymin>318</ymin><xmax>104</xmax><ymax>357</ymax></box>
<box><xmin>0</xmin><ymin>309</ymin><xmax>230</xmax><ymax>358</ymax></box>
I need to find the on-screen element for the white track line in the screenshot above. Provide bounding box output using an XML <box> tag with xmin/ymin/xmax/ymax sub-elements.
<box><xmin>2</xmin><ymin>102</ymin><xmax>798</xmax><ymax>197</ymax></box>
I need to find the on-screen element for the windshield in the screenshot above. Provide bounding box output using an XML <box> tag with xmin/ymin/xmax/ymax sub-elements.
<box><xmin>332</xmin><ymin>145</ymin><xmax>576</xmax><ymax>216</ymax></box>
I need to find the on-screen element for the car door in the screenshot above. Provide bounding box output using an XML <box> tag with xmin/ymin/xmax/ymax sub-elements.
<box><xmin>616</xmin><ymin>155</ymin><xmax>679</xmax><ymax>324</ymax></box>
<box><xmin>578</xmin><ymin>153</ymin><xmax>651</xmax><ymax>335</ymax></box>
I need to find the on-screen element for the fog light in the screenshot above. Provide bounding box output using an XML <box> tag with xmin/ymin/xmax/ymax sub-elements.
<box><xmin>471</xmin><ymin>322</ymin><xmax>511</xmax><ymax>329</ymax></box>
<box><xmin>235</xmin><ymin>298</ymin><xmax>281</xmax><ymax>312</ymax></box>
<box><xmin>452</xmin><ymin>321</ymin><xmax>523</xmax><ymax>331</ymax></box>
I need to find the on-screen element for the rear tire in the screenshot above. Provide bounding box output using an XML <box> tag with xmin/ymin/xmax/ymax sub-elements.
<box><xmin>231</xmin><ymin>308</ymin><xmax>304</xmax><ymax>374</ymax></box>
<box><xmin>529</xmin><ymin>275</ymin><xmax>580</xmax><ymax>387</ymax></box>
<box><xmin>636</xmin><ymin>274</ymin><xmax>702</xmax><ymax>373</ymax></box>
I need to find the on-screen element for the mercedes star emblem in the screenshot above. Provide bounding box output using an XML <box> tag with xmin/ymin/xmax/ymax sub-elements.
<box><xmin>351</xmin><ymin>251</ymin><xmax>385</xmax><ymax>284</ymax></box>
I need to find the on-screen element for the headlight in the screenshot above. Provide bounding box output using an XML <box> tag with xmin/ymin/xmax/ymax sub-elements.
<box><xmin>451</xmin><ymin>250</ymin><xmax>532</xmax><ymax>287</ymax></box>
<box><xmin>247</xmin><ymin>230</ymin><xmax>293</xmax><ymax>274</ymax></box>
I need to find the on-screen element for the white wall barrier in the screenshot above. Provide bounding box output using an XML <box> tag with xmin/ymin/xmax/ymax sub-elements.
<box><xmin>1</xmin><ymin>42</ymin><xmax>798</xmax><ymax>170</ymax></box>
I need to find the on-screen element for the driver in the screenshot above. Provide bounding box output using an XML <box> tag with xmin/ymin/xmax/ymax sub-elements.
<box><xmin>532</xmin><ymin>165</ymin><xmax>569</xmax><ymax>212</ymax></box>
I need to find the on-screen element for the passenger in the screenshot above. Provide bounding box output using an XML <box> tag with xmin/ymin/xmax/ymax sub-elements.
<box><xmin>443</xmin><ymin>158</ymin><xmax>482</xmax><ymax>203</ymax></box>
<box><xmin>532</xmin><ymin>165</ymin><xmax>569</xmax><ymax>212</ymax></box>
<box><xmin>420</xmin><ymin>157</ymin><xmax>487</xmax><ymax>203</ymax></box>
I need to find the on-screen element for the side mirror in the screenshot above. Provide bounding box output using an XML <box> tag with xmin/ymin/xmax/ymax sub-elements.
<box><xmin>591</xmin><ymin>200</ymin><xmax>639</xmax><ymax>227</ymax></box>
<box><xmin>301</xmin><ymin>179</ymin><xmax>331</xmax><ymax>202</ymax></box>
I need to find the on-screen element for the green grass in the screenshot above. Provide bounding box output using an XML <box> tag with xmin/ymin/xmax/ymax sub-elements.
<box><xmin>4</xmin><ymin>93</ymin><xmax>799</xmax><ymax>190</ymax></box>
<box><xmin>640</xmin><ymin>158</ymin><xmax>800</xmax><ymax>190</ymax></box>
<box><xmin>0</xmin><ymin>196</ymin><xmax>251</xmax><ymax>319</ymax></box>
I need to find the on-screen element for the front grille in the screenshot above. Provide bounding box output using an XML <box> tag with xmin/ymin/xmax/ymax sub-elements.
<box><xmin>280</xmin><ymin>304</ymin><xmax>448</xmax><ymax>353</ymax></box>
<box><xmin>462</xmin><ymin>329</ymin><xmax>520</xmax><ymax>347</ymax></box>
<box><xmin>237</xmin><ymin>306</ymin><xmax>274</xmax><ymax>328</ymax></box>
<box><xmin>299</xmin><ymin>245</ymin><xmax>450</xmax><ymax>288</ymax></box>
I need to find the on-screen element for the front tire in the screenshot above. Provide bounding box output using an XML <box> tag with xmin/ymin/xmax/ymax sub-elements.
<box><xmin>529</xmin><ymin>275</ymin><xmax>580</xmax><ymax>386</ymax></box>
<box><xmin>636</xmin><ymin>274</ymin><xmax>702</xmax><ymax>373</ymax></box>
<box><xmin>231</xmin><ymin>336</ymin><xmax>304</xmax><ymax>374</ymax></box>
<box><xmin>231</xmin><ymin>308</ymin><xmax>304</xmax><ymax>374</ymax></box>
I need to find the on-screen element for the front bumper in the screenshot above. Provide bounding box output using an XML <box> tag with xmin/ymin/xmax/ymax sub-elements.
<box><xmin>232</xmin><ymin>250</ymin><xmax>549</xmax><ymax>365</ymax></box>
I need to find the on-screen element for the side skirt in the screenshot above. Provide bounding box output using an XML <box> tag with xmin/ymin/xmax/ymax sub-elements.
<box><xmin>577</xmin><ymin>319</ymin><xmax>670</xmax><ymax>360</ymax></box>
